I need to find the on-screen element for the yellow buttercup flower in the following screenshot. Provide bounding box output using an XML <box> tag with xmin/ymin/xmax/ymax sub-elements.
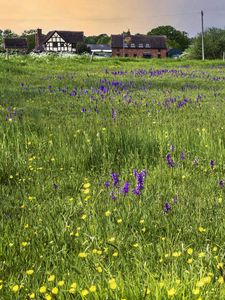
<box><xmin>21</xmin><ymin>242</ymin><xmax>28</xmax><ymax>247</ymax></box>
<box><xmin>11</xmin><ymin>285</ymin><xmax>19</xmax><ymax>293</ymax></box>
<box><xmin>78</xmin><ymin>252</ymin><xmax>87</xmax><ymax>258</ymax></box>
<box><xmin>196</xmin><ymin>280</ymin><xmax>205</xmax><ymax>288</ymax></box>
<box><xmin>217</xmin><ymin>262</ymin><xmax>224</xmax><ymax>269</ymax></box>
<box><xmin>28</xmin><ymin>293</ymin><xmax>35</xmax><ymax>299</ymax></box>
<box><xmin>96</xmin><ymin>266</ymin><xmax>102</xmax><ymax>273</ymax></box>
<box><xmin>39</xmin><ymin>286</ymin><xmax>47</xmax><ymax>293</ymax></box>
<box><xmin>187</xmin><ymin>248</ymin><xmax>193</xmax><ymax>255</ymax></box>
<box><xmin>70</xmin><ymin>282</ymin><xmax>77</xmax><ymax>289</ymax></box>
<box><xmin>213</xmin><ymin>246</ymin><xmax>218</xmax><ymax>252</ymax></box>
<box><xmin>26</xmin><ymin>269</ymin><xmax>34</xmax><ymax>275</ymax></box>
<box><xmin>108</xmin><ymin>278</ymin><xmax>117</xmax><ymax>290</ymax></box>
<box><xmin>117</xmin><ymin>219</ymin><xmax>123</xmax><ymax>224</ymax></box>
<box><xmin>187</xmin><ymin>258</ymin><xmax>193</xmax><ymax>264</ymax></box>
<box><xmin>108</xmin><ymin>237</ymin><xmax>115</xmax><ymax>243</ymax></box>
<box><xmin>47</xmin><ymin>275</ymin><xmax>55</xmax><ymax>282</ymax></box>
<box><xmin>112</xmin><ymin>252</ymin><xmax>119</xmax><ymax>257</ymax></box>
<box><xmin>52</xmin><ymin>287</ymin><xmax>59</xmax><ymax>295</ymax></box>
<box><xmin>89</xmin><ymin>285</ymin><xmax>97</xmax><ymax>292</ymax></box>
<box><xmin>218</xmin><ymin>276</ymin><xmax>224</xmax><ymax>284</ymax></box>
<box><xmin>172</xmin><ymin>251</ymin><xmax>181</xmax><ymax>257</ymax></box>
<box><xmin>202</xmin><ymin>276</ymin><xmax>211</xmax><ymax>284</ymax></box>
<box><xmin>58</xmin><ymin>280</ymin><xmax>64</xmax><ymax>286</ymax></box>
<box><xmin>192</xmin><ymin>288</ymin><xmax>200</xmax><ymax>295</ymax></box>
<box><xmin>198</xmin><ymin>227</ymin><xmax>206</xmax><ymax>233</ymax></box>
<box><xmin>45</xmin><ymin>294</ymin><xmax>52</xmax><ymax>300</ymax></box>
<box><xmin>81</xmin><ymin>289</ymin><xmax>89</xmax><ymax>297</ymax></box>
<box><xmin>198</xmin><ymin>252</ymin><xmax>205</xmax><ymax>258</ymax></box>
<box><xmin>69</xmin><ymin>288</ymin><xmax>76</xmax><ymax>294</ymax></box>
<box><xmin>83</xmin><ymin>183</ymin><xmax>90</xmax><ymax>189</ymax></box>
<box><xmin>105</xmin><ymin>210</ymin><xmax>111</xmax><ymax>216</ymax></box>
<box><xmin>167</xmin><ymin>288</ymin><xmax>176</xmax><ymax>297</ymax></box>
<box><xmin>82</xmin><ymin>189</ymin><xmax>90</xmax><ymax>195</ymax></box>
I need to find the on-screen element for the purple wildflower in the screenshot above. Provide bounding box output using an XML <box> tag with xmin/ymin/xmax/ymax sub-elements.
<box><xmin>210</xmin><ymin>160</ymin><xmax>215</xmax><ymax>169</ymax></box>
<box><xmin>111</xmin><ymin>173</ymin><xmax>120</xmax><ymax>187</ymax></box>
<box><xmin>173</xmin><ymin>195</ymin><xmax>178</xmax><ymax>203</ymax></box>
<box><xmin>219</xmin><ymin>180</ymin><xmax>225</xmax><ymax>188</ymax></box>
<box><xmin>170</xmin><ymin>144</ymin><xmax>175</xmax><ymax>152</ymax></box>
<box><xmin>166</xmin><ymin>153</ymin><xmax>175</xmax><ymax>168</ymax></box>
<box><xmin>104</xmin><ymin>181</ymin><xmax>110</xmax><ymax>188</ymax></box>
<box><xmin>121</xmin><ymin>181</ymin><xmax>130</xmax><ymax>195</ymax></box>
<box><xmin>111</xmin><ymin>191</ymin><xmax>117</xmax><ymax>200</ymax></box>
<box><xmin>132</xmin><ymin>170</ymin><xmax>146</xmax><ymax>196</ymax></box>
<box><xmin>180</xmin><ymin>152</ymin><xmax>185</xmax><ymax>161</ymax></box>
<box><xmin>163</xmin><ymin>202</ymin><xmax>171</xmax><ymax>214</ymax></box>
<box><xmin>112</xmin><ymin>108</ymin><xmax>117</xmax><ymax>121</ymax></box>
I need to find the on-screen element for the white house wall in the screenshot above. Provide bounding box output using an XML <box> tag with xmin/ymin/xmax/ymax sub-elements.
<box><xmin>44</xmin><ymin>32</ymin><xmax>76</xmax><ymax>52</ymax></box>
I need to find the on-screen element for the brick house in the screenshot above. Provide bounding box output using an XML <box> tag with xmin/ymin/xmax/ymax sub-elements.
<box><xmin>111</xmin><ymin>33</ymin><xmax>167</xmax><ymax>58</ymax></box>
<box><xmin>34</xmin><ymin>29</ymin><xmax>84</xmax><ymax>53</ymax></box>
<box><xmin>3</xmin><ymin>38</ymin><xmax>28</xmax><ymax>53</ymax></box>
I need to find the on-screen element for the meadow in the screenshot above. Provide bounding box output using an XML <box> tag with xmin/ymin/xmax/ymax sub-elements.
<box><xmin>1</xmin><ymin>55</ymin><xmax>225</xmax><ymax>300</ymax></box>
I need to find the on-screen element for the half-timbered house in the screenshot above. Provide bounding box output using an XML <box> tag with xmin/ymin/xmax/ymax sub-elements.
<box><xmin>35</xmin><ymin>29</ymin><xmax>84</xmax><ymax>53</ymax></box>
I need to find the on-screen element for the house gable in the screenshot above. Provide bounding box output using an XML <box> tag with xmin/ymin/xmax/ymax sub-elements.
<box><xmin>44</xmin><ymin>32</ymin><xmax>70</xmax><ymax>52</ymax></box>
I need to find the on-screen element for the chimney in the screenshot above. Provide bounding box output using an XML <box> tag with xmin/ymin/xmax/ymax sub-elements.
<box><xmin>35</xmin><ymin>28</ymin><xmax>43</xmax><ymax>52</ymax></box>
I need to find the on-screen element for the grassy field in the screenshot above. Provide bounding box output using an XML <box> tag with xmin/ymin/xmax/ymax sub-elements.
<box><xmin>1</xmin><ymin>55</ymin><xmax>225</xmax><ymax>299</ymax></box>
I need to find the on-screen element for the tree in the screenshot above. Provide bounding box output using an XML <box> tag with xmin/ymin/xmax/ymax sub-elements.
<box><xmin>0</xmin><ymin>29</ymin><xmax>18</xmax><ymax>52</ymax></box>
<box><xmin>97</xmin><ymin>34</ymin><xmax>110</xmax><ymax>45</ymax></box>
<box><xmin>147</xmin><ymin>25</ymin><xmax>190</xmax><ymax>51</ymax></box>
<box><xmin>185</xmin><ymin>27</ymin><xmax>225</xmax><ymax>59</ymax></box>
<box><xmin>85</xmin><ymin>34</ymin><xmax>110</xmax><ymax>45</ymax></box>
<box><xmin>21</xmin><ymin>29</ymin><xmax>36</xmax><ymax>52</ymax></box>
<box><xmin>76</xmin><ymin>42</ymin><xmax>90</xmax><ymax>54</ymax></box>
<box><xmin>2</xmin><ymin>29</ymin><xmax>18</xmax><ymax>38</ymax></box>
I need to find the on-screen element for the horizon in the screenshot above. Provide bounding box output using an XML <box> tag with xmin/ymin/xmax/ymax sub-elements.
<box><xmin>1</xmin><ymin>0</ymin><xmax>225</xmax><ymax>38</ymax></box>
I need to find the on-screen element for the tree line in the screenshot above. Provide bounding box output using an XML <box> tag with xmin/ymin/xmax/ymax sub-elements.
<box><xmin>1</xmin><ymin>26</ymin><xmax>225</xmax><ymax>59</ymax></box>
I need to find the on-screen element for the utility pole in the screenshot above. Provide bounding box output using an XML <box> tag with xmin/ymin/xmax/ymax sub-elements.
<box><xmin>201</xmin><ymin>10</ymin><xmax>205</xmax><ymax>61</ymax></box>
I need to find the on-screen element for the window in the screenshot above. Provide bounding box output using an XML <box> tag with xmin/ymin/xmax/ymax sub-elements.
<box><xmin>72</xmin><ymin>43</ymin><xmax>76</xmax><ymax>48</ymax></box>
<box><xmin>60</xmin><ymin>43</ymin><xmax>64</xmax><ymax>47</ymax></box>
<box><xmin>125</xmin><ymin>53</ymin><xmax>128</xmax><ymax>57</ymax></box>
<box><xmin>133</xmin><ymin>54</ymin><xmax>137</xmax><ymax>57</ymax></box>
<box><xmin>123</xmin><ymin>43</ymin><xmax>128</xmax><ymax>48</ymax></box>
<box><xmin>131</xmin><ymin>43</ymin><xmax>135</xmax><ymax>48</ymax></box>
<box><xmin>138</xmin><ymin>43</ymin><xmax>143</xmax><ymax>48</ymax></box>
<box><xmin>146</xmin><ymin>43</ymin><xmax>150</xmax><ymax>48</ymax></box>
<box><xmin>53</xmin><ymin>42</ymin><xmax>58</xmax><ymax>48</ymax></box>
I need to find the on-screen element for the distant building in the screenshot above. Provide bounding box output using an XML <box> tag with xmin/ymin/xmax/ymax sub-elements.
<box><xmin>3</xmin><ymin>38</ymin><xmax>28</xmax><ymax>52</ymax></box>
<box><xmin>111</xmin><ymin>33</ymin><xmax>167</xmax><ymax>58</ymax></box>
<box><xmin>34</xmin><ymin>29</ymin><xmax>84</xmax><ymax>53</ymax></box>
<box><xmin>87</xmin><ymin>44</ymin><xmax>112</xmax><ymax>56</ymax></box>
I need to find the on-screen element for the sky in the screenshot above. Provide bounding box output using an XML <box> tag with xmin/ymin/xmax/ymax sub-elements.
<box><xmin>0</xmin><ymin>0</ymin><xmax>225</xmax><ymax>37</ymax></box>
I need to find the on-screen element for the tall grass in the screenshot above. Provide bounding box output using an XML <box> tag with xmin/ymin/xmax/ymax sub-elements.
<box><xmin>1</xmin><ymin>56</ymin><xmax>225</xmax><ymax>299</ymax></box>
